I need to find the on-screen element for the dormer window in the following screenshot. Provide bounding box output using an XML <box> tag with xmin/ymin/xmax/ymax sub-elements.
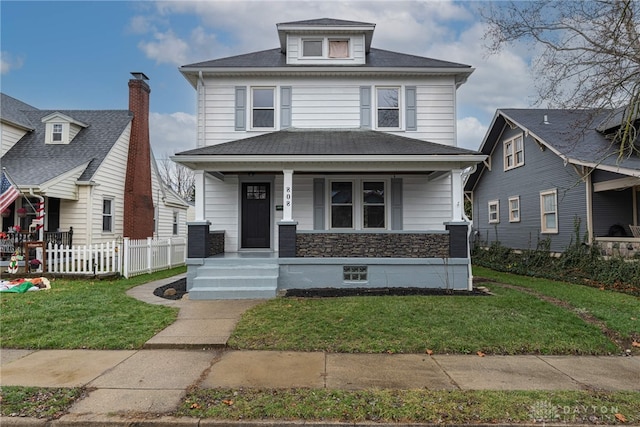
<box><xmin>41</xmin><ymin>112</ymin><xmax>88</xmax><ymax>145</ymax></box>
<box><xmin>302</xmin><ymin>39</ymin><xmax>323</xmax><ymax>57</ymax></box>
<box><xmin>299</xmin><ymin>37</ymin><xmax>351</xmax><ymax>60</ymax></box>
<box><xmin>329</xmin><ymin>40</ymin><xmax>349</xmax><ymax>58</ymax></box>
<box><xmin>52</xmin><ymin>124</ymin><xmax>63</xmax><ymax>142</ymax></box>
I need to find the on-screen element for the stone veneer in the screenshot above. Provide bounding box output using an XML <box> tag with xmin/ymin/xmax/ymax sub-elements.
<box><xmin>295</xmin><ymin>232</ymin><xmax>449</xmax><ymax>258</ymax></box>
<box><xmin>595</xmin><ymin>238</ymin><xmax>640</xmax><ymax>259</ymax></box>
<box><xmin>209</xmin><ymin>231</ymin><xmax>225</xmax><ymax>256</ymax></box>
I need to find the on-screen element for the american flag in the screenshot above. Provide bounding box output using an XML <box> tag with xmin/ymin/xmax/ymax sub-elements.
<box><xmin>0</xmin><ymin>171</ymin><xmax>20</xmax><ymax>213</ymax></box>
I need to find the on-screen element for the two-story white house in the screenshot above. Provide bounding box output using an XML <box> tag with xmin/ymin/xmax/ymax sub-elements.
<box><xmin>173</xmin><ymin>18</ymin><xmax>485</xmax><ymax>299</ymax></box>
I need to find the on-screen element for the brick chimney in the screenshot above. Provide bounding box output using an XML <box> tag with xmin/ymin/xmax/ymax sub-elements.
<box><xmin>123</xmin><ymin>72</ymin><xmax>154</xmax><ymax>239</ymax></box>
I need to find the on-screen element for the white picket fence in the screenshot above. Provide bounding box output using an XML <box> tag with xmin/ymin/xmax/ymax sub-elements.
<box><xmin>44</xmin><ymin>237</ymin><xmax>186</xmax><ymax>278</ymax></box>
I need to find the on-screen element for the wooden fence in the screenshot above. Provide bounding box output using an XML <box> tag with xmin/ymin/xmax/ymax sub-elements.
<box><xmin>43</xmin><ymin>237</ymin><xmax>186</xmax><ymax>277</ymax></box>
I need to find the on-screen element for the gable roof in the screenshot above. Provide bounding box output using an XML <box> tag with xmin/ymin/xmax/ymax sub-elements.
<box><xmin>0</xmin><ymin>93</ymin><xmax>38</xmax><ymax>130</ymax></box>
<box><xmin>1</xmin><ymin>108</ymin><xmax>132</xmax><ymax>186</ymax></box>
<box><xmin>465</xmin><ymin>108</ymin><xmax>640</xmax><ymax>190</ymax></box>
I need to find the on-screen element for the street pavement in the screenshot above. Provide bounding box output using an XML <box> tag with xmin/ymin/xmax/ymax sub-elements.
<box><xmin>1</xmin><ymin>274</ymin><xmax>638</xmax><ymax>426</ymax></box>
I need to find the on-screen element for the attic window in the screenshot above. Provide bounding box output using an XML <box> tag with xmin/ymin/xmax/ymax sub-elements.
<box><xmin>302</xmin><ymin>40</ymin><xmax>323</xmax><ymax>57</ymax></box>
<box><xmin>52</xmin><ymin>124</ymin><xmax>63</xmax><ymax>142</ymax></box>
<box><xmin>329</xmin><ymin>40</ymin><xmax>349</xmax><ymax>58</ymax></box>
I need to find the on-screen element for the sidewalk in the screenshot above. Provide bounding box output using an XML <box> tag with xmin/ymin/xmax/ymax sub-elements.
<box><xmin>1</xmin><ymin>274</ymin><xmax>639</xmax><ymax>426</ymax></box>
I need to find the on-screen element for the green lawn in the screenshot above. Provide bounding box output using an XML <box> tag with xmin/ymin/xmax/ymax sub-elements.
<box><xmin>229</xmin><ymin>284</ymin><xmax>624</xmax><ymax>355</ymax></box>
<box><xmin>0</xmin><ymin>268</ymin><xmax>183</xmax><ymax>349</ymax></box>
<box><xmin>2</xmin><ymin>266</ymin><xmax>639</xmax><ymax>423</ymax></box>
<box><xmin>473</xmin><ymin>266</ymin><xmax>640</xmax><ymax>344</ymax></box>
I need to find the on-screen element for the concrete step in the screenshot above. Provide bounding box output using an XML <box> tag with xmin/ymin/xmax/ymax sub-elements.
<box><xmin>189</xmin><ymin>286</ymin><xmax>277</xmax><ymax>300</ymax></box>
<box><xmin>190</xmin><ymin>258</ymin><xmax>279</xmax><ymax>299</ymax></box>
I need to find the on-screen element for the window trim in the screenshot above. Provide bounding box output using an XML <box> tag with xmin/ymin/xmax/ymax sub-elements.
<box><xmin>488</xmin><ymin>200</ymin><xmax>500</xmax><ymax>224</ymax></box>
<box><xmin>328</xmin><ymin>39</ymin><xmax>350</xmax><ymax>58</ymax></box>
<box><xmin>508</xmin><ymin>196</ymin><xmax>520</xmax><ymax>223</ymax></box>
<box><xmin>250</xmin><ymin>87</ymin><xmax>275</xmax><ymax>130</ymax></box>
<box><xmin>540</xmin><ymin>189</ymin><xmax>558</xmax><ymax>234</ymax></box>
<box><xmin>375</xmin><ymin>86</ymin><xmax>401</xmax><ymax>129</ymax></box>
<box><xmin>503</xmin><ymin>134</ymin><xmax>524</xmax><ymax>171</ymax></box>
<box><xmin>52</xmin><ymin>123</ymin><xmax>63</xmax><ymax>142</ymax></box>
<box><xmin>302</xmin><ymin>38</ymin><xmax>324</xmax><ymax>57</ymax></box>
<box><xmin>328</xmin><ymin>178</ymin><xmax>389</xmax><ymax>230</ymax></box>
<box><xmin>102</xmin><ymin>198</ymin><xmax>113</xmax><ymax>233</ymax></box>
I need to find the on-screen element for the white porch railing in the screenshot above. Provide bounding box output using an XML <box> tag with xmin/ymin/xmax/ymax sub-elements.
<box><xmin>44</xmin><ymin>237</ymin><xmax>186</xmax><ymax>277</ymax></box>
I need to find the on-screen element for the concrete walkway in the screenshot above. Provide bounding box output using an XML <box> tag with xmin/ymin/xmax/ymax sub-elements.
<box><xmin>1</xmin><ymin>274</ymin><xmax>639</xmax><ymax>426</ymax></box>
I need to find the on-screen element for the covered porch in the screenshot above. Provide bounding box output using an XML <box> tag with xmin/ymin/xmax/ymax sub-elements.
<box><xmin>174</xmin><ymin>128</ymin><xmax>485</xmax><ymax>299</ymax></box>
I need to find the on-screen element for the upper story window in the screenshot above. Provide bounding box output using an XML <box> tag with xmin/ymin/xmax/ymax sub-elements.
<box><xmin>52</xmin><ymin>124</ymin><xmax>63</xmax><ymax>142</ymax></box>
<box><xmin>302</xmin><ymin>39</ymin><xmax>323</xmax><ymax>57</ymax></box>
<box><xmin>376</xmin><ymin>87</ymin><xmax>400</xmax><ymax>128</ymax></box>
<box><xmin>251</xmin><ymin>88</ymin><xmax>275</xmax><ymax>129</ymax></box>
<box><xmin>504</xmin><ymin>134</ymin><xmax>524</xmax><ymax>171</ymax></box>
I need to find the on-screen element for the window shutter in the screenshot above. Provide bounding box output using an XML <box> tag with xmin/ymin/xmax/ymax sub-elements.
<box><xmin>235</xmin><ymin>86</ymin><xmax>246</xmax><ymax>131</ymax></box>
<box><xmin>405</xmin><ymin>86</ymin><xmax>417</xmax><ymax>131</ymax></box>
<box><xmin>391</xmin><ymin>178</ymin><xmax>403</xmax><ymax>230</ymax></box>
<box><xmin>280</xmin><ymin>86</ymin><xmax>292</xmax><ymax>128</ymax></box>
<box><xmin>313</xmin><ymin>178</ymin><xmax>325</xmax><ymax>230</ymax></box>
<box><xmin>360</xmin><ymin>86</ymin><xmax>371</xmax><ymax>128</ymax></box>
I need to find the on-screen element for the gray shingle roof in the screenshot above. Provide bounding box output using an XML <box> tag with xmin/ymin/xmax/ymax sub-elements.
<box><xmin>0</xmin><ymin>93</ymin><xmax>38</xmax><ymax>129</ymax></box>
<box><xmin>277</xmin><ymin>18</ymin><xmax>374</xmax><ymax>27</ymax></box>
<box><xmin>1</xmin><ymin>108</ymin><xmax>132</xmax><ymax>186</ymax></box>
<box><xmin>175</xmin><ymin>128</ymin><xmax>479</xmax><ymax>156</ymax></box>
<box><xmin>466</xmin><ymin>108</ymin><xmax>640</xmax><ymax>190</ymax></box>
<box><xmin>181</xmin><ymin>47</ymin><xmax>471</xmax><ymax>69</ymax></box>
<box><xmin>500</xmin><ymin>109</ymin><xmax>640</xmax><ymax>171</ymax></box>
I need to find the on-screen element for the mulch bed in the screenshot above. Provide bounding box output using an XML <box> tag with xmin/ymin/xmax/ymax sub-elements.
<box><xmin>153</xmin><ymin>278</ymin><xmax>188</xmax><ymax>300</ymax></box>
<box><xmin>153</xmin><ymin>277</ymin><xmax>490</xmax><ymax>300</ymax></box>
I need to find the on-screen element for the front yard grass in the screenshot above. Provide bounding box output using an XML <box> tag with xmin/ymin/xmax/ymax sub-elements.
<box><xmin>229</xmin><ymin>284</ymin><xmax>622</xmax><ymax>355</ymax></box>
<box><xmin>0</xmin><ymin>268</ymin><xmax>183</xmax><ymax>349</ymax></box>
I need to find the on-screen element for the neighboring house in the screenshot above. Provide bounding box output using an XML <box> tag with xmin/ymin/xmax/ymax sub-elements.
<box><xmin>173</xmin><ymin>18</ymin><xmax>485</xmax><ymax>299</ymax></box>
<box><xmin>465</xmin><ymin>108</ymin><xmax>640</xmax><ymax>255</ymax></box>
<box><xmin>0</xmin><ymin>73</ymin><xmax>189</xmax><ymax>255</ymax></box>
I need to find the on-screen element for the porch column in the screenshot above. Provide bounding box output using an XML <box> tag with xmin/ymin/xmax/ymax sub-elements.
<box><xmin>194</xmin><ymin>170</ymin><xmax>206</xmax><ymax>221</ymax></box>
<box><xmin>283</xmin><ymin>169</ymin><xmax>293</xmax><ymax>221</ymax></box>
<box><xmin>279</xmin><ymin>169</ymin><xmax>297</xmax><ymax>257</ymax></box>
<box><xmin>450</xmin><ymin>169</ymin><xmax>464</xmax><ymax>221</ymax></box>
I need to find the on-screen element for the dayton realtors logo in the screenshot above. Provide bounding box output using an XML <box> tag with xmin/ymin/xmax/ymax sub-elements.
<box><xmin>529</xmin><ymin>400</ymin><xmax>623</xmax><ymax>424</ymax></box>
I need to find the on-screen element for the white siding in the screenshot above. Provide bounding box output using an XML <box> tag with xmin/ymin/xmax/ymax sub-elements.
<box><xmin>403</xmin><ymin>175</ymin><xmax>452</xmax><ymax>230</ymax></box>
<box><xmin>69</xmin><ymin>123</ymin><xmax>82</xmax><ymax>142</ymax></box>
<box><xmin>291</xmin><ymin>175</ymin><xmax>314</xmax><ymax>230</ymax></box>
<box><xmin>1</xmin><ymin>123</ymin><xmax>28</xmax><ymax>156</ymax></box>
<box><xmin>205</xmin><ymin>175</ymin><xmax>239</xmax><ymax>251</ymax></box>
<box><xmin>83</xmin><ymin>123</ymin><xmax>131</xmax><ymax>245</ymax></box>
<box><xmin>151</xmin><ymin>157</ymin><xmax>188</xmax><ymax>239</ymax></box>
<box><xmin>59</xmin><ymin>187</ymin><xmax>90</xmax><ymax>245</ymax></box>
<box><xmin>199</xmin><ymin>76</ymin><xmax>458</xmax><ymax>147</ymax></box>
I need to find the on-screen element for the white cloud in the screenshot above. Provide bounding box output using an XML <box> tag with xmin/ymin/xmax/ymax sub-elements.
<box><xmin>149</xmin><ymin>111</ymin><xmax>197</xmax><ymax>158</ymax></box>
<box><xmin>135</xmin><ymin>1</ymin><xmax>537</xmax><ymax>151</ymax></box>
<box><xmin>457</xmin><ymin>116</ymin><xmax>487</xmax><ymax>151</ymax></box>
<box><xmin>1</xmin><ymin>51</ymin><xmax>24</xmax><ymax>74</ymax></box>
<box><xmin>138</xmin><ymin>30</ymin><xmax>190</xmax><ymax>65</ymax></box>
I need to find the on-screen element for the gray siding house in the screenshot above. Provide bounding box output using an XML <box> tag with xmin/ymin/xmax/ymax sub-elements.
<box><xmin>465</xmin><ymin>109</ymin><xmax>640</xmax><ymax>255</ymax></box>
<box><xmin>173</xmin><ymin>18</ymin><xmax>486</xmax><ymax>299</ymax></box>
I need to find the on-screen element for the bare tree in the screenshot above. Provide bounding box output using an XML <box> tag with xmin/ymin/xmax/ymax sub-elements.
<box><xmin>482</xmin><ymin>0</ymin><xmax>640</xmax><ymax>158</ymax></box>
<box><xmin>158</xmin><ymin>158</ymin><xmax>195</xmax><ymax>202</ymax></box>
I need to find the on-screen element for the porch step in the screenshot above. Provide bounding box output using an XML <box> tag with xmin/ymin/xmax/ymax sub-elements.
<box><xmin>190</xmin><ymin>258</ymin><xmax>278</xmax><ymax>300</ymax></box>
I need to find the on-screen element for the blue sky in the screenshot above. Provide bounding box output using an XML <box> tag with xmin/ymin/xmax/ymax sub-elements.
<box><xmin>1</xmin><ymin>0</ymin><xmax>537</xmax><ymax>156</ymax></box>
